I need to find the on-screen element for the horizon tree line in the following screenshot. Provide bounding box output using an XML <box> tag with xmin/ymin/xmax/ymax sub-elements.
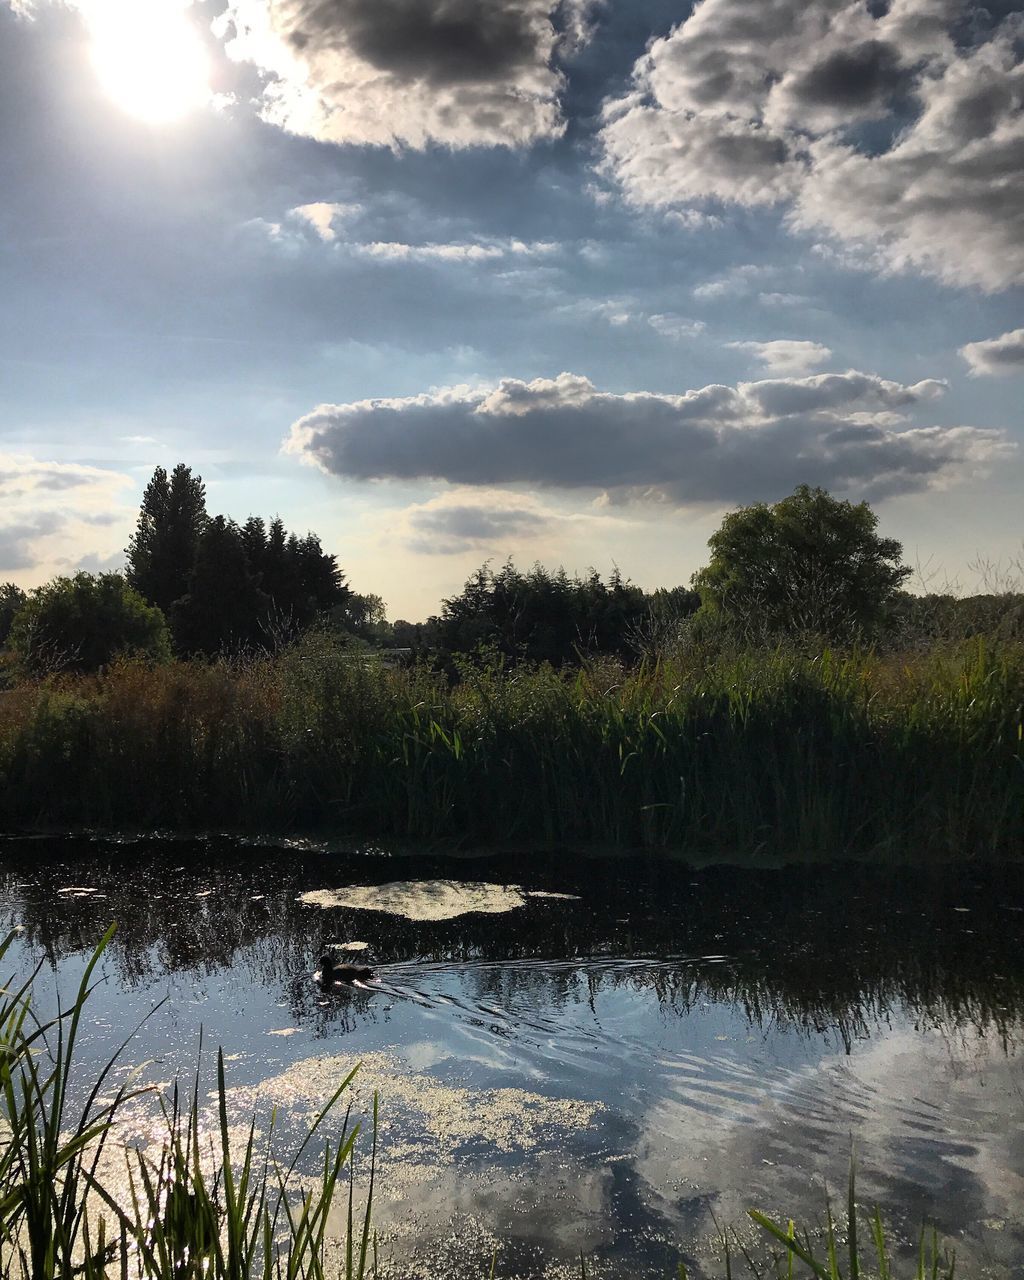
<box><xmin>0</xmin><ymin>479</ymin><xmax>1021</xmax><ymax>675</ymax></box>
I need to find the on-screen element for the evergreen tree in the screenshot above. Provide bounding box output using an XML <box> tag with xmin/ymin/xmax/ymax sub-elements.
<box><xmin>240</xmin><ymin>516</ymin><xmax>268</xmax><ymax>575</ymax></box>
<box><xmin>126</xmin><ymin>464</ymin><xmax>208</xmax><ymax>614</ymax></box>
<box><xmin>170</xmin><ymin>517</ymin><xmax>271</xmax><ymax>656</ymax></box>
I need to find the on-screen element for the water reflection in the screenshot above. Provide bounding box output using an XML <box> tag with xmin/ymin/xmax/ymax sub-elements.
<box><xmin>1</xmin><ymin>837</ymin><xmax>1023</xmax><ymax>1277</ymax></box>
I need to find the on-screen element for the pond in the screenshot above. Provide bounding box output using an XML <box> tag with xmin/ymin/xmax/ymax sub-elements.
<box><xmin>2</xmin><ymin>836</ymin><xmax>1023</xmax><ymax>1278</ymax></box>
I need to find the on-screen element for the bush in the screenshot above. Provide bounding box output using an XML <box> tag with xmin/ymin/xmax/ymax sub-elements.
<box><xmin>7</xmin><ymin>572</ymin><xmax>171</xmax><ymax>676</ymax></box>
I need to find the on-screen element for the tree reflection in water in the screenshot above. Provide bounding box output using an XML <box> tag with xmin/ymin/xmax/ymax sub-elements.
<box><xmin>2</xmin><ymin>835</ymin><xmax>1022</xmax><ymax>1051</ymax></box>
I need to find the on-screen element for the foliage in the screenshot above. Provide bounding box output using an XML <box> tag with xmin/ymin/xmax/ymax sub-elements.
<box><xmin>171</xmin><ymin>515</ymin><xmax>274</xmax><ymax>656</ymax></box>
<box><xmin>0</xmin><ymin>633</ymin><xmax>1019</xmax><ymax>860</ymax></box>
<box><xmin>0</xmin><ymin>584</ymin><xmax>27</xmax><ymax>649</ymax></box>
<box><xmin>242</xmin><ymin>515</ymin><xmax>350</xmax><ymax>635</ymax></box>
<box><xmin>126</xmin><ymin>465</ymin><xmax>349</xmax><ymax>656</ymax></box>
<box><xmin>126</xmin><ymin>463</ymin><xmax>209</xmax><ymax>617</ymax></box>
<box><xmin>6</xmin><ymin>573</ymin><xmax>171</xmax><ymax>675</ymax></box>
<box><xmin>744</xmin><ymin>1163</ymin><xmax>955</xmax><ymax>1280</ymax></box>
<box><xmin>892</xmin><ymin>591</ymin><xmax>1024</xmax><ymax>646</ymax></box>
<box><xmin>692</xmin><ymin>485</ymin><xmax>912</xmax><ymax>643</ymax></box>
<box><xmin>433</xmin><ymin>560</ymin><xmax>699</xmax><ymax>667</ymax></box>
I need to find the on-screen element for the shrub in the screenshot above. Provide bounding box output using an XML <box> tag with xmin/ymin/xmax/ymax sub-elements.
<box><xmin>7</xmin><ymin>573</ymin><xmax>170</xmax><ymax>676</ymax></box>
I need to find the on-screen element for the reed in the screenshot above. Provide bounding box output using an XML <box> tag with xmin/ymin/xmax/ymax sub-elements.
<box><xmin>0</xmin><ymin>926</ymin><xmax>373</xmax><ymax>1279</ymax></box>
<box><xmin>0</xmin><ymin>634</ymin><xmax>1020</xmax><ymax>860</ymax></box>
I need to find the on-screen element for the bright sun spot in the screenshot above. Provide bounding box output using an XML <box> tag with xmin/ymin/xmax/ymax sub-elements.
<box><xmin>87</xmin><ymin>0</ymin><xmax>211</xmax><ymax>125</ymax></box>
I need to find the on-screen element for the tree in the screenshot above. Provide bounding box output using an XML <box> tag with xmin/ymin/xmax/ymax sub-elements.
<box><xmin>8</xmin><ymin>573</ymin><xmax>170</xmax><ymax>675</ymax></box>
<box><xmin>170</xmin><ymin>517</ymin><xmax>272</xmax><ymax>656</ymax></box>
<box><xmin>433</xmin><ymin>560</ymin><xmax>678</xmax><ymax>666</ymax></box>
<box><xmin>0</xmin><ymin>583</ymin><xmax>27</xmax><ymax>648</ymax></box>
<box><xmin>126</xmin><ymin>464</ymin><xmax>208</xmax><ymax>615</ymax></box>
<box><xmin>692</xmin><ymin>484</ymin><xmax>912</xmax><ymax>641</ymax></box>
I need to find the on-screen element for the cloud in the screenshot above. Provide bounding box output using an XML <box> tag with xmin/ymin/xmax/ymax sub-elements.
<box><xmin>215</xmin><ymin>0</ymin><xmax>568</xmax><ymax>148</ymax></box>
<box><xmin>600</xmin><ymin>0</ymin><xmax>1024</xmax><ymax>291</ymax></box>
<box><xmin>0</xmin><ymin>514</ymin><xmax>65</xmax><ymax>573</ymax></box>
<box><xmin>0</xmin><ymin>455</ymin><xmax>134</xmax><ymax>578</ymax></box>
<box><xmin>727</xmin><ymin>339</ymin><xmax>832</xmax><ymax>375</ymax></box>
<box><xmin>285</xmin><ymin>369</ymin><xmax>1010</xmax><ymax>507</ymax></box>
<box><xmin>356</xmin><ymin>238</ymin><xmax>558</xmax><ymax>263</ymax></box>
<box><xmin>648</xmin><ymin>314</ymin><xmax>706</xmax><ymax>340</ymax></box>
<box><xmin>290</xmin><ymin>202</ymin><xmax>361</xmax><ymax>242</ymax></box>
<box><xmin>960</xmin><ymin>327</ymin><xmax>1024</xmax><ymax>377</ymax></box>
<box><xmin>693</xmin><ymin>264</ymin><xmax>775</xmax><ymax>300</ymax></box>
<box><xmin>403</xmin><ymin>490</ymin><xmax>554</xmax><ymax>554</ymax></box>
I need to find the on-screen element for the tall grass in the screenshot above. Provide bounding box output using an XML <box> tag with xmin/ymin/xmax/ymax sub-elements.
<box><xmin>0</xmin><ymin>633</ymin><xmax>1020</xmax><ymax>859</ymax></box>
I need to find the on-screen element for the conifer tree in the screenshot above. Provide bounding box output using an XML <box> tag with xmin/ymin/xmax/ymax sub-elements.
<box><xmin>170</xmin><ymin>517</ymin><xmax>270</xmax><ymax>656</ymax></box>
<box><xmin>126</xmin><ymin>464</ymin><xmax>208</xmax><ymax>614</ymax></box>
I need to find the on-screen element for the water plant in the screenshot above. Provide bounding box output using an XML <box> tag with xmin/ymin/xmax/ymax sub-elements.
<box><xmin>0</xmin><ymin>633</ymin><xmax>1020</xmax><ymax>860</ymax></box>
<box><xmin>0</xmin><ymin>926</ymin><xmax>374</xmax><ymax>1279</ymax></box>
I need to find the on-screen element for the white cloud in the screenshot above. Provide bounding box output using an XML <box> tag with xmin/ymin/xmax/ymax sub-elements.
<box><xmin>214</xmin><ymin>0</ymin><xmax>567</xmax><ymax>149</ymax></box>
<box><xmin>0</xmin><ymin>455</ymin><xmax>134</xmax><ymax>579</ymax></box>
<box><xmin>290</xmin><ymin>202</ymin><xmax>361</xmax><ymax>242</ymax></box>
<box><xmin>960</xmin><ymin>328</ymin><xmax>1024</xmax><ymax>377</ymax></box>
<box><xmin>600</xmin><ymin>0</ymin><xmax>1024</xmax><ymax>291</ymax></box>
<box><xmin>693</xmin><ymin>263</ymin><xmax>775</xmax><ymax>300</ymax></box>
<box><xmin>285</xmin><ymin>368</ymin><xmax>1010</xmax><ymax>507</ymax></box>
<box><xmin>648</xmin><ymin>314</ymin><xmax>706</xmax><ymax>340</ymax></box>
<box><xmin>728</xmin><ymin>338</ymin><xmax>832</xmax><ymax>375</ymax></box>
<box><xmin>758</xmin><ymin>292</ymin><xmax>811</xmax><ymax>307</ymax></box>
<box><xmin>356</xmin><ymin>239</ymin><xmax>557</xmax><ymax>263</ymax></box>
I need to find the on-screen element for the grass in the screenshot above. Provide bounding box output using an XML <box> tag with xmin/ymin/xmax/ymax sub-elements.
<box><xmin>0</xmin><ymin>632</ymin><xmax>1021</xmax><ymax>860</ymax></box>
<box><xmin>1</xmin><ymin>927</ymin><xmax>964</xmax><ymax>1278</ymax></box>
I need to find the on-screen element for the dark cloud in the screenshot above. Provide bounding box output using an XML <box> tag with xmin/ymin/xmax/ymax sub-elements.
<box><xmin>786</xmin><ymin>39</ymin><xmax>909</xmax><ymax>110</ymax></box>
<box><xmin>218</xmin><ymin>0</ymin><xmax>566</xmax><ymax>146</ymax></box>
<box><xmin>960</xmin><ymin>327</ymin><xmax>1024</xmax><ymax>376</ymax></box>
<box><xmin>407</xmin><ymin>497</ymin><xmax>551</xmax><ymax>553</ymax></box>
<box><xmin>286</xmin><ymin>0</ymin><xmax>544</xmax><ymax>86</ymax></box>
<box><xmin>0</xmin><ymin>513</ymin><xmax>64</xmax><ymax>572</ymax></box>
<box><xmin>287</xmin><ymin>370</ymin><xmax>1010</xmax><ymax>506</ymax></box>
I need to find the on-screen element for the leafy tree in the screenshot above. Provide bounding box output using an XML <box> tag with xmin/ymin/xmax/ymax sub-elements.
<box><xmin>0</xmin><ymin>583</ymin><xmax>27</xmax><ymax>648</ymax></box>
<box><xmin>170</xmin><ymin>517</ymin><xmax>271</xmax><ymax>656</ymax></box>
<box><xmin>433</xmin><ymin>560</ymin><xmax>692</xmax><ymax>666</ymax></box>
<box><xmin>692</xmin><ymin>484</ymin><xmax>912</xmax><ymax>641</ymax></box>
<box><xmin>126</xmin><ymin>464</ymin><xmax>208</xmax><ymax>614</ymax></box>
<box><xmin>8</xmin><ymin>573</ymin><xmax>170</xmax><ymax>675</ymax></box>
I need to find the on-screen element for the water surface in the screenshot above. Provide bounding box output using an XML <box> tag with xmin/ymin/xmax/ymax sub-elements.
<box><xmin>2</xmin><ymin>837</ymin><xmax>1023</xmax><ymax>1277</ymax></box>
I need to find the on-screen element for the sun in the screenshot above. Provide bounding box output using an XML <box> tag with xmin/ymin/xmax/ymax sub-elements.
<box><xmin>87</xmin><ymin>0</ymin><xmax>211</xmax><ymax>125</ymax></box>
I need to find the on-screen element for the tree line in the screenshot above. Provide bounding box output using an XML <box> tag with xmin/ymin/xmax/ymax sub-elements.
<box><xmin>0</xmin><ymin>477</ymin><xmax>1020</xmax><ymax>677</ymax></box>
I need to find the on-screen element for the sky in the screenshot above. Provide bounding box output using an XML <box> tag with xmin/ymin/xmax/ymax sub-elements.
<box><xmin>1</xmin><ymin>0</ymin><xmax>1022</xmax><ymax>620</ymax></box>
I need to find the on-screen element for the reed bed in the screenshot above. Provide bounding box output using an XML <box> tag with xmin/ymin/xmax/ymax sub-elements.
<box><xmin>0</xmin><ymin>635</ymin><xmax>1020</xmax><ymax>860</ymax></box>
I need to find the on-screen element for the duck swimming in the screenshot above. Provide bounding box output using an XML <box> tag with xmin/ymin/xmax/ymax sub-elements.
<box><xmin>318</xmin><ymin>950</ymin><xmax>374</xmax><ymax>984</ymax></box>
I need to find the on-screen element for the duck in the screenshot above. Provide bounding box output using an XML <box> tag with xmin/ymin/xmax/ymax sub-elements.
<box><xmin>318</xmin><ymin>949</ymin><xmax>374</xmax><ymax>984</ymax></box>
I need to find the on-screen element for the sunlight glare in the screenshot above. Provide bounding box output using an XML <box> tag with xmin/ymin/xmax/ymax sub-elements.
<box><xmin>88</xmin><ymin>0</ymin><xmax>211</xmax><ymax>125</ymax></box>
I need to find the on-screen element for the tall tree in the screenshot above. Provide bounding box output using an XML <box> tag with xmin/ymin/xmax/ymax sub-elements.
<box><xmin>692</xmin><ymin>484</ymin><xmax>912</xmax><ymax>641</ymax></box>
<box><xmin>126</xmin><ymin>464</ymin><xmax>208</xmax><ymax>614</ymax></box>
<box><xmin>170</xmin><ymin>517</ymin><xmax>271</xmax><ymax>656</ymax></box>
